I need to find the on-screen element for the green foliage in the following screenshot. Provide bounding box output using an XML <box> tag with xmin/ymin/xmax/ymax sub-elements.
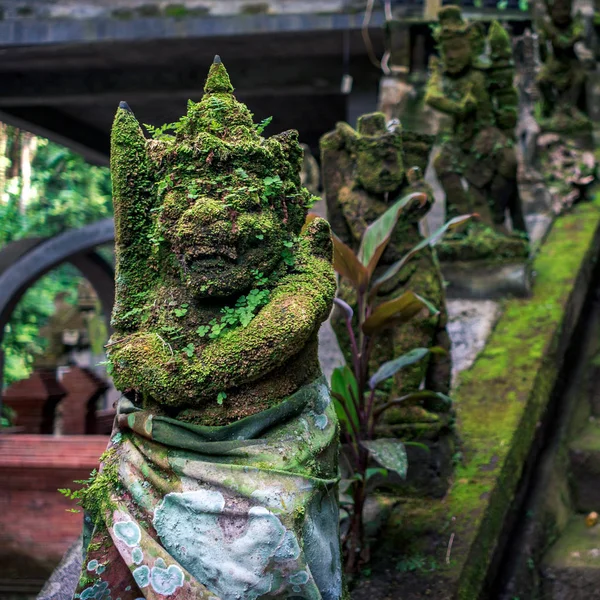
<box><xmin>197</xmin><ymin>288</ymin><xmax>270</xmax><ymax>340</ymax></box>
<box><xmin>1</xmin><ymin>403</ymin><xmax>15</xmax><ymax>428</ymax></box>
<box><xmin>254</xmin><ymin>116</ymin><xmax>272</xmax><ymax>135</ymax></box>
<box><xmin>330</xmin><ymin>191</ymin><xmax>472</xmax><ymax>572</ymax></box>
<box><xmin>396</xmin><ymin>554</ymin><xmax>439</xmax><ymax>573</ymax></box>
<box><xmin>261</xmin><ymin>175</ymin><xmax>283</xmax><ymax>206</ymax></box>
<box><xmin>362</xmin><ymin>438</ymin><xmax>408</xmax><ymax>479</ymax></box>
<box><xmin>0</xmin><ymin>135</ymin><xmax>112</xmax><ymax>387</ymax></box>
<box><xmin>173</xmin><ymin>304</ymin><xmax>189</xmax><ymax>318</ymax></box>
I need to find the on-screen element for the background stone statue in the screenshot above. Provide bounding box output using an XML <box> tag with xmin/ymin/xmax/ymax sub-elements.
<box><xmin>425</xmin><ymin>6</ymin><xmax>528</xmax><ymax>245</ymax></box>
<box><xmin>320</xmin><ymin>113</ymin><xmax>451</xmax><ymax>409</ymax></box>
<box><xmin>537</xmin><ymin>0</ymin><xmax>591</xmax><ymax>133</ymax></box>
<box><xmin>73</xmin><ymin>57</ymin><xmax>343</xmax><ymax>600</ymax></box>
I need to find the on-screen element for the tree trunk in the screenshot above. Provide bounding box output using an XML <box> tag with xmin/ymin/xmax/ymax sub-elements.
<box><xmin>20</xmin><ymin>132</ymin><xmax>37</xmax><ymax>212</ymax></box>
<box><xmin>0</xmin><ymin>123</ymin><xmax>8</xmax><ymax>200</ymax></box>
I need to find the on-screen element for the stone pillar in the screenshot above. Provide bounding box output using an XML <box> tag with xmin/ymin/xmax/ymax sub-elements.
<box><xmin>3</xmin><ymin>370</ymin><xmax>66</xmax><ymax>434</ymax></box>
<box><xmin>56</xmin><ymin>366</ymin><xmax>108</xmax><ymax>435</ymax></box>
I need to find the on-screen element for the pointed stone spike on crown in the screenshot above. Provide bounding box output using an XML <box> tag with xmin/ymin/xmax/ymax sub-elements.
<box><xmin>119</xmin><ymin>101</ymin><xmax>133</xmax><ymax>113</ymax></box>
<box><xmin>204</xmin><ymin>55</ymin><xmax>234</xmax><ymax>94</ymax></box>
<box><xmin>488</xmin><ymin>21</ymin><xmax>513</xmax><ymax>61</ymax></box>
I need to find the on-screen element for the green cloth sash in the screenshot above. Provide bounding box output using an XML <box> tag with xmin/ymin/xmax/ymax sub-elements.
<box><xmin>74</xmin><ymin>376</ymin><xmax>344</xmax><ymax>600</ymax></box>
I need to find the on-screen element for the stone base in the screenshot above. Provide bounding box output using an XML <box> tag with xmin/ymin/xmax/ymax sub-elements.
<box><xmin>440</xmin><ymin>260</ymin><xmax>532</xmax><ymax>300</ymax></box>
<box><xmin>436</xmin><ymin>230</ymin><xmax>530</xmax><ymax>264</ymax></box>
<box><xmin>569</xmin><ymin>420</ymin><xmax>600</xmax><ymax>513</ymax></box>
<box><xmin>541</xmin><ymin>518</ymin><xmax>600</xmax><ymax>600</ymax></box>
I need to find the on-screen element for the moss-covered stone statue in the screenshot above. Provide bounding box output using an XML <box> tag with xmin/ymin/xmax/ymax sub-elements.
<box><xmin>537</xmin><ymin>0</ymin><xmax>591</xmax><ymax>134</ymax></box>
<box><xmin>320</xmin><ymin>112</ymin><xmax>451</xmax><ymax>416</ymax></box>
<box><xmin>72</xmin><ymin>57</ymin><xmax>344</xmax><ymax>600</ymax></box>
<box><xmin>425</xmin><ymin>6</ymin><xmax>529</xmax><ymax>263</ymax></box>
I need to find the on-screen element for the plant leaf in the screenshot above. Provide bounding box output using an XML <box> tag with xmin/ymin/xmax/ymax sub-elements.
<box><xmin>358</xmin><ymin>192</ymin><xmax>427</xmax><ymax>270</ymax></box>
<box><xmin>333</xmin><ymin>297</ymin><xmax>354</xmax><ymax>322</ymax></box>
<box><xmin>362</xmin><ymin>439</ymin><xmax>408</xmax><ymax>479</ymax></box>
<box><xmin>332</xmin><ymin>234</ymin><xmax>369</xmax><ymax>290</ymax></box>
<box><xmin>370</xmin><ymin>214</ymin><xmax>474</xmax><ymax>298</ymax></box>
<box><xmin>369</xmin><ymin>347</ymin><xmax>431</xmax><ymax>390</ymax></box>
<box><xmin>365</xmin><ymin>467</ymin><xmax>388</xmax><ymax>481</ymax></box>
<box><xmin>362</xmin><ymin>292</ymin><xmax>436</xmax><ymax>337</ymax></box>
<box><xmin>331</xmin><ymin>366</ymin><xmax>360</xmax><ymax>433</ymax></box>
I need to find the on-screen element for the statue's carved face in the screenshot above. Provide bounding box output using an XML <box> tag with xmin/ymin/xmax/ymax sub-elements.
<box><xmin>356</xmin><ymin>137</ymin><xmax>404</xmax><ymax>194</ymax></box>
<box><xmin>159</xmin><ymin>162</ymin><xmax>303</xmax><ymax>297</ymax></box>
<box><xmin>441</xmin><ymin>36</ymin><xmax>472</xmax><ymax>75</ymax></box>
<box><xmin>550</xmin><ymin>1</ymin><xmax>572</xmax><ymax>27</ymax></box>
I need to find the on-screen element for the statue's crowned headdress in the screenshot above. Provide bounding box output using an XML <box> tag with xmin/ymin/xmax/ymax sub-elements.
<box><xmin>111</xmin><ymin>56</ymin><xmax>315</xmax><ymax>305</ymax></box>
<box><xmin>433</xmin><ymin>5</ymin><xmax>470</xmax><ymax>43</ymax></box>
<box><xmin>488</xmin><ymin>21</ymin><xmax>514</xmax><ymax>65</ymax></box>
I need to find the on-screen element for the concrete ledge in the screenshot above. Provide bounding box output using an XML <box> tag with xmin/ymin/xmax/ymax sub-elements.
<box><xmin>353</xmin><ymin>196</ymin><xmax>600</xmax><ymax>599</ymax></box>
<box><xmin>451</xmin><ymin>196</ymin><xmax>600</xmax><ymax>599</ymax></box>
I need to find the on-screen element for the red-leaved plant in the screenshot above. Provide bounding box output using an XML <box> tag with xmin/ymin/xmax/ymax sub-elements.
<box><xmin>325</xmin><ymin>191</ymin><xmax>472</xmax><ymax>573</ymax></box>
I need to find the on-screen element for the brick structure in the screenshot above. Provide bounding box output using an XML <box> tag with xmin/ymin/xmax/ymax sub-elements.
<box><xmin>0</xmin><ymin>435</ymin><xmax>108</xmax><ymax>585</ymax></box>
<box><xmin>57</xmin><ymin>367</ymin><xmax>108</xmax><ymax>435</ymax></box>
<box><xmin>95</xmin><ymin>408</ymin><xmax>116</xmax><ymax>435</ymax></box>
<box><xmin>3</xmin><ymin>370</ymin><xmax>66</xmax><ymax>434</ymax></box>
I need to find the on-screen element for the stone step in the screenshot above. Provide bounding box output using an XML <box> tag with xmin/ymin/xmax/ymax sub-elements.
<box><xmin>541</xmin><ymin>516</ymin><xmax>600</xmax><ymax>599</ymax></box>
<box><xmin>569</xmin><ymin>420</ymin><xmax>600</xmax><ymax>512</ymax></box>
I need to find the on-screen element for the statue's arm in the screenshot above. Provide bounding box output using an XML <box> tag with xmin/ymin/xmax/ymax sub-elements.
<box><xmin>108</xmin><ymin>218</ymin><xmax>336</xmax><ymax>405</ymax></box>
<box><xmin>200</xmin><ymin>217</ymin><xmax>335</xmax><ymax>387</ymax></box>
<box><xmin>110</xmin><ymin>103</ymin><xmax>159</xmax><ymax>333</ymax></box>
<box><xmin>424</xmin><ymin>58</ymin><xmax>475</xmax><ymax>117</ymax></box>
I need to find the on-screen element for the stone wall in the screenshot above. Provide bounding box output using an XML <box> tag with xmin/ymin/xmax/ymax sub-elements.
<box><xmin>0</xmin><ymin>435</ymin><xmax>108</xmax><ymax>582</ymax></box>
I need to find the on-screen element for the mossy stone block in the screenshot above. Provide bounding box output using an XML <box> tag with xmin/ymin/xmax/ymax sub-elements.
<box><xmin>569</xmin><ymin>421</ymin><xmax>600</xmax><ymax>512</ymax></box>
<box><xmin>542</xmin><ymin>517</ymin><xmax>600</xmax><ymax>600</ymax></box>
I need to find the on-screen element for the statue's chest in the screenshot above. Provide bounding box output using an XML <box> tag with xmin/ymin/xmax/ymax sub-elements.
<box><xmin>443</xmin><ymin>75</ymin><xmax>471</xmax><ymax>103</ymax></box>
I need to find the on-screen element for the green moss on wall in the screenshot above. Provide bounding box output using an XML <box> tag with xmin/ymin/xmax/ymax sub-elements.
<box><xmin>381</xmin><ymin>194</ymin><xmax>600</xmax><ymax>598</ymax></box>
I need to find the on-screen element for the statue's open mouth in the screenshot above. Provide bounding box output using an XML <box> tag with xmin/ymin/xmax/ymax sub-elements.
<box><xmin>183</xmin><ymin>244</ymin><xmax>239</xmax><ymax>263</ymax></box>
<box><xmin>187</xmin><ymin>255</ymin><xmax>238</xmax><ymax>273</ymax></box>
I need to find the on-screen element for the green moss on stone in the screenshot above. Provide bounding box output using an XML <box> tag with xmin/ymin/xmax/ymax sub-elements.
<box><xmin>107</xmin><ymin>58</ymin><xmax>335</xmax><ymax>422</ymax></box>
<box><xmin>164</xmin><ymin>4</ymin><xmax>189</xmax><ymax>18</ymax></box>
<box><xmin>240</xmin><ymin>3</ymin><xmax>270</xmax><ymax>14</ymax></box>
<box><xmin>437</xmin><ymin>225</ymin><xmax>529</xmax><ymax>262</ymax></box>
<box><xmin>379</xmin><ymin>195</ymin><xmax>600</xmax><ymax>598</ymax></box>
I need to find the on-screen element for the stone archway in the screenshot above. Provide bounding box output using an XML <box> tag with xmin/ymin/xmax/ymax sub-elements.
<box><xmin>0</xmin><ymin>218</ymin><xmax>116</xmax><ymax>397</ymax></box>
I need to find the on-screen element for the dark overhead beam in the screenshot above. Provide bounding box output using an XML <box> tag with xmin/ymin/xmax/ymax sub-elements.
<box><xmin>0</xmin><ymin>55</ymin><xmax>379</xmax><ymax>107</ymax></box>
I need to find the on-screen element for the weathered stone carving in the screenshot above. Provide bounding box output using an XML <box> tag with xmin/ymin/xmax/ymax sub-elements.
<box><xmin>425</xmin><ymin>6</ymin><xmax>529</xmax><ymax>263</ymax></box>
<box><xmin>320</xmin><ymin>112</ymin><xmax>451</xmax><ymax>405</ymax></box>
<box><xmin>537</xmin><ymin>0</ymin><xmax>591</xmax><ymax>133</ymax></box>
<box><xmin>73</xmin><ymin>57</ymin><xmax>343</xmax><ymax>600</ymax></box>
<box><xmin>321</xmin><ymin>113</ymin><xmax>455</xmax><ymax>496</ymax></box>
